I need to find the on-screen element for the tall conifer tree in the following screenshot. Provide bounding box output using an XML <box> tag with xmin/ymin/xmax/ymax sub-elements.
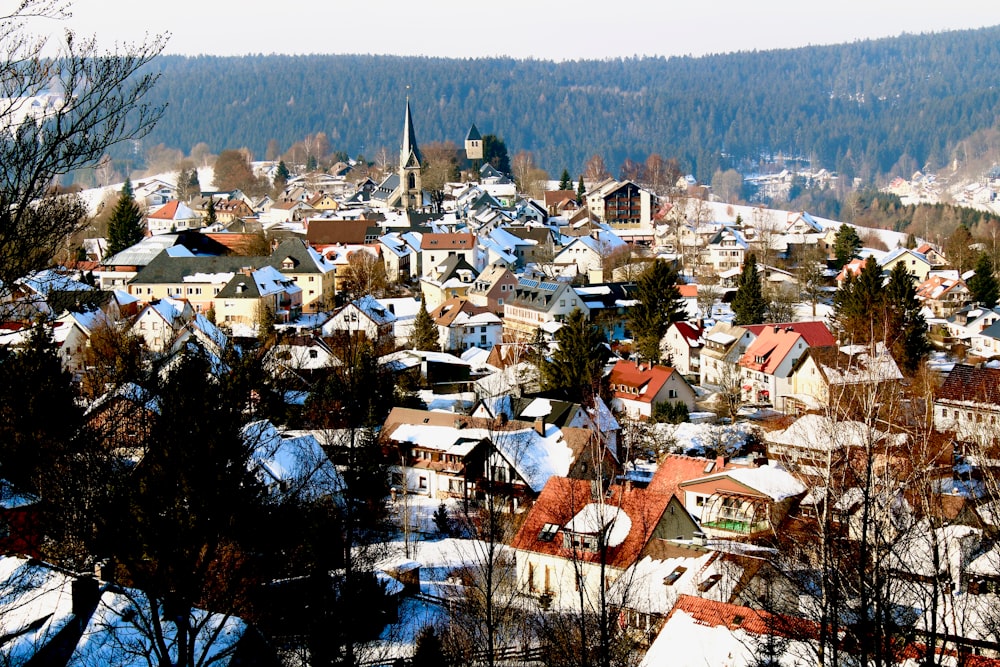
<box><xmin>411</xmin><ymin>299</ymin><xmax>440</xmax><ymax>352</ymax></box>
<box><xmin>105</xmin><ymin>178</ymin><xmax>145</xmax><ymax>257</ymax></box>
<box><xmin>628</xmin><ymin>259</ymin><xmax>686</xmax><ymax>362</ymax></box>
<box><xmin>968</xmin><ymin>253</ymin><xmax>1000</xmax><ymax>307</ymax></box>
<box><xmin>541</xmin><ymin>308</ymin><xmax>607</xmax><ymax>404</ymax></box>
<box><xmin>731</xmin><ymin>253</ymin><xmax>768</xmax><ymax>325</ymax></box>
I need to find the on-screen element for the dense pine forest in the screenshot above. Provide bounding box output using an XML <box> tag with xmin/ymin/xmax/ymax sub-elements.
<box><xmin>137</xmin><ymin>25</ymin><xmax>1000</xmax><ymax>183</ymax></box>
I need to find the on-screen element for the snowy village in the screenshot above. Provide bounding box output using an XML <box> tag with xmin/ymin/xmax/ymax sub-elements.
<box><xmin>6</xmin><ymin>86</ymin><xmax>1000</xmax><ymax>667</ymax></box>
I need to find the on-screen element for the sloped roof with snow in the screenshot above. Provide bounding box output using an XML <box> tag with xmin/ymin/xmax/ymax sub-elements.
<box><xmin>511</xmin><ymin>476</ymin><xmax>673</xmax><ymax>569</ymax></box>
<box><xmin>383</xmin><ymin>408</ymin><xmax>574</xmax><ymax>492</ymax></box>
<box><xmin>681</xmin><ymin>464</ymin><xmax>805</xmax><ymax>501</ymax></box>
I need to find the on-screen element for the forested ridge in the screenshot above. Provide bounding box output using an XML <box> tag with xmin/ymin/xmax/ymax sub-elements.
<box><xmin>139</xmin><ymin>25</ymin><xmax>1000</xmax><ymax>182</ymax></box>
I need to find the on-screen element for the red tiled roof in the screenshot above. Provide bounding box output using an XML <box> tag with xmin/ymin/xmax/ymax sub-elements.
<box><xmin>510</xmin><ymin>476</ymin><xmax>672</xmax><ymax>570</ymax></box>
<box><xmin>678</xmin><ymin>284</ymin><xmax>698</xmax><ymax>298</ymax></box>
<box><xmin>647</xmin><ymin>454</ymin><xmax>721</xmax><ymax>500</ymax></box>
<box><xmin>672</xmin><ymin>321</ymin><xmax>704</xmax><ymax>348</ymax></box>
<box><xmin>609</xmin><ymin>360</ymin><xmax>675</xmax><ymax>405</ymax></box>
<box><xmin>147</xmin><ymin>200</ymin><xmax>179</xmax><ymax>219</ymax></box>
<box><xmin>670</xmin><ymin>594</ymin><xmax>818</xmax><ymax>638</ymax></box>
<box><xmin>937</xmin><ymin>364</ymin><xmax>1000</xmax><ymax>406</ymax></box>
<box><xmin>744</xmin><ymin>321</ymin><xmax>835</xmax><ymax>347</ymax></box>
<box><xmin>420</xmin><ymin>233</ymin><xmax>475</xmax><ymax>250</ymax></box>
<box><xmin>740</xmin><ymin>327</ymin><xmax>805</xmax><ymax>374</ymax></box>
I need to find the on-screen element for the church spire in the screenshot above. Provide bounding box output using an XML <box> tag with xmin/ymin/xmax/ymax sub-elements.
<box><xmin>401</xmin><ymin>98</ymin><xmax>422</xmax><ymax>168</ymax></box>
<box><xmin>398</xmin><ymin>97</ymin><xmax>423</xmax><ymax>210</ymax></box>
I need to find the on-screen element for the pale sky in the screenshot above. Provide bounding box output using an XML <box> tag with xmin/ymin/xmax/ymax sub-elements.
<box><xmin>43</xmin><ymin>0</ymin><xmax>1000</xmax><ymax>60</ymax></box>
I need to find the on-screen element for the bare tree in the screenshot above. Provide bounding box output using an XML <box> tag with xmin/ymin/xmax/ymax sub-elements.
<box><xmin>341</xmin><ymin>250</ymin><xmax>388</xmax><ymax>301</ymax></box>
<box><xmin>0</xmin><ymin>0</ymin><xmax>166</xmax><ymax>295</ymax></box>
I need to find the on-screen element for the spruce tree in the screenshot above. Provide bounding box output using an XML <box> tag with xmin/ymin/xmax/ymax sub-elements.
<box><xmin>832</xmin><ymin>224</ymin><xmax>862</xmax><ymax>269</ymax></box>
<box><xmin>205</xmin><ymin>196</ymin><xmax>218</xmax><ymax>227</ymax></box>
<box><xmin>576</xmin><ymin>176</ymin><xmax>586</xmax><ymax>204</ymax></box>
<box><xmin>274</xmin><ymin>160</ymin><xmax>291</xmax><ymax>192</ymax></box>
<box><xmin>968</xmin><ymin>253</ymin><xmax>1000</xmax><ymax>307</ymax></box>
<box><xmin>731</xmin><ymin>253</ymin><xmax>767</xmax><ymax>325</ymax></box>
<box><xmin>104</xmin><ymin>178</ymin><xmax>145</xmax><ymax>258</ymax></box>
<box><xmin>832</xmin><ymin>257</ymin><xmax>883</xmax><ymax>345</ymax></box>
<box><xmin>628</xmin><ymin>259</ymin><xmax>686</xmax><ymax>362</ymax></box>
<box><xmin>541</xmin><ymin>308</ymin><xmax>607</xmax><ymax>404</ymax></box>
<box><xmin>883</xmin><ymin>261</ymin><xmax>929</xmax><ymax>373</ymax></box>
<box><xmin>558</xmin><ymin>169</ymin><xmax>572</xmax><ymax>191</ymax></box>
<box><xmin>411</xmin><ymin>299</ymin><xmax>440</xmax><ymax>351</ymax></box>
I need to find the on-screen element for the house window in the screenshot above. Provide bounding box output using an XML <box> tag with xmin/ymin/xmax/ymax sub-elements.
<box><xmin>309</xmin><ymin>350</ymin><xmax>318</xmax><ymax>359</ymax></box>
<box><xmin>418</xmin><ymin>476</ymin><xmax>427</xmax><ymax>490</ymax></box>
<box><xmin>668</xmin><ymin>389</ymin><xmax>677</xmax><ymax>398</ymax></box>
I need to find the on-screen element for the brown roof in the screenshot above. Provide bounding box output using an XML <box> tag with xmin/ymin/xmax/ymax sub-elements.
<box><xmin>420</xmin><ymin>232</ymin><xmax>475</xmax><ymax>250</ymax></box>
<box><xmin>430</xmin><ymin>297</ymin><xmax>489</xmax><ymax>327</ymax></box>
<box><xmin>937</xmin><ymin>363</ymin><xmax>1000</xmax><ymax>406</ymax></box>
<box><xmin>510</xmin><ymin>476</ymin><xmax>672</xmax><ymax>570</ymax></box>
<box><xmin>543</xmin><ymin>190</ymin><xmax>577</xmax><ymax>205</ymax></box>
<box><xmin>307</xmin><ymin>219</ymin><xmax>371</xmax><ymax>245</ymax></box>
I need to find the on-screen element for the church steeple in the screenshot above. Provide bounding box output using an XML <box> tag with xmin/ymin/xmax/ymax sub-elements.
<box><xmin>399</xmin><ymin>98</ymin><xmax>423</xmax><ymax>210</ymax></box>
<box><xmin>401</xmin><ymin>99</ymin><xmax>422</xmax><ymax>169</ymax></box>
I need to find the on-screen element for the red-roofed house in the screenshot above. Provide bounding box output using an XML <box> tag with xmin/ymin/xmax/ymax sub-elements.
<box><xmin>660</xmin><ymin>321</ymin><xmax>704</xmax><ymax>377</ymax></box>
<box><xmin>933</xmin><ymin>363</ymin><xmax>1000</xmax><ymax>448</ymax></box>
<box><xmin>146</xmin><ymin>200</ymin><xmax>200</xmax><ymax>235</ymax></box>
<box><xmin>419</xmin><ymin>233</ymin><xmax>477</xmax><ymax>276</ymax></box>
<box><xmin>678</xmin><ymin>464</ymin><xmax>805</xmax><ymax>539</ymax></box>
<box><xmin>511</xmin><ymin>476</ymin><xmax>675</xmax><ymax>607</ymax></box>
<box><xmin>609</xmin><ymin>360</ymin><xmax>697</xmax><ymax>419</ymax></box>
<box><xmin>739</xmin><ymin>322</ymin><xmax>835</xmax><ymax>405</ymax></box>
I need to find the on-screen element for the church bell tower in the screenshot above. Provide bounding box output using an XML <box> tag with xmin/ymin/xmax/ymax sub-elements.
<box><xmin>399</xmin><ymin>99</ymin><xmax>423</xmax><ymax>210</ymax></box>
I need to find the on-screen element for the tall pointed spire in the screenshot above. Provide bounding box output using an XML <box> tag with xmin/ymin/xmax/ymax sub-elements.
<box><xmin>398</xmin><ymin>97</ymin><xmax>424</xmax><ymax>210</ymax></box>
<box><xmin>401</xmin><ymin>99</ymin><xmax>422</xmax><ymax>168</ymax></box>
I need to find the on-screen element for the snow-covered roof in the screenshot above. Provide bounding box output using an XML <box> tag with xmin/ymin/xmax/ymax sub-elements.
<box><xmin>243</xmin><ymin>420</ymin><xmax>343</xmax><ymax>500</ymax></box>
<box><xmin>565</xmin><ymin>503</ymin><xmax>632</xmax><ymax>548</ymax></box>
<box><xmin>68</xmin><ymin>586</ymin><xmax>247</xmax><ymax>666</ymax></box>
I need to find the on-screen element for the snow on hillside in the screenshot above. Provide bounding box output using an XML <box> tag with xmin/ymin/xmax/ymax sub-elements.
<box><xmin>675</xmin><ymin>198</ymin><xmax>910</xmax><ymax>252</ymax></box>
<box><xmin>77</xmin><ymin>167</ymin><xmax>215</xmax><ymax>216</ymax></box>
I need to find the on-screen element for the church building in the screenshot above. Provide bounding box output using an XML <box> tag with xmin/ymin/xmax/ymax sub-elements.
<box><xmin>371</xmin><ymin>99</ymin><xmax>426</xmax><ymax>211</ymax></box>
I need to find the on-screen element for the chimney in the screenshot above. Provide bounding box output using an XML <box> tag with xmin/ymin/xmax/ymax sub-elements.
<box><xmin>715</xmin><ymin>455</ymin><xmax>726</xmax><ymax>472</ymax></box>
<box><xmin>534</xmin><ymin>416</ymin><xmax>546</xmax><ymax>436</ymax></box>
<box><xmin>72</xmin><ymin>576</ymin><xmax>100</xmax><ymax>618</ymax></box>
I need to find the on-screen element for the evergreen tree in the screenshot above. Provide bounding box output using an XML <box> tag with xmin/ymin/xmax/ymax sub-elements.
<box><xmin>274</xmin><ymin>160</ymin><xmax>290</xmax><ymax>192</ymax></box>
<box><xmin>0</xmin><ymin>321</ymin><xmax>81</xmax><ymax>493</ymax></box>
<box><xmin>107</xmin><ymin>345</ymin><xmax>267</xmax><ymax>656</ymax></box>
<box><xmin>205</xmin><ymin>196</ymin><xmax>217</xmax><ymax>226</ymax></box>
<box><xmin>481</xmin><ymin>134</ymin><xmax>510</xmax><ymax>175</ymax></box>
<box><xmin>628</xmin><ymin>259</ymin><xmax>686</xmax><ymax>362</ymax></box>
<box><xmin>104</xmin><ymin>178</ymin><xmax>145</xmax><ymax>258</ymax></box>
<box><xmin>257</xmin><ymin>302</ymin><xmax>276</xmax><ymax>346</ymax></box>
<box><xmin>541</xmin><ymin>308</ymin><xmax>607</xmax><ymax>404</ymax></box>
<box><xmin>883</xmin><ymin>260</ymin><xmax>929</xmax><ymax>373</ymax></box>
<box><xmin>905</xmin><ymin>232</ymin><xmax>917</xmax><ymax>249</ymax></box>
<box><xmin>411</xmin><ymin>299</ymin><xmax>440</xmax><ymax>352</ymax></box>
<box><xmin>558</xmin><ymin>168</ymin><xmax>572</xmax><ymax>191</ymax></box>
<box><xmin>832</xmin><ymin>257</ymin><xmax>883</xmax><ymax>345</ymax></box>
<box><xmin>968</xmin><ymin>253</ymin><xmax>1000</xmax><ymax>307</ymax></box>
<box><xmin>576</xmin><ymin>176</ymin><xmax>586</xmax><ymax>204</ymax></box>
<box><xmin>832</xmin><ymin>224</ymin><xmax>862</xmax><ymax>269</ymax></box>
<box><xmin>731</xmin><ymin>253</ymin><xmax>768</xmax><ymax>325</ymax></box>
